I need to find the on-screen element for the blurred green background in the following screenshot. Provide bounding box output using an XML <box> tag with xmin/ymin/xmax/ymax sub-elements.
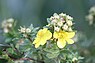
<box><xmin>0</xmin><ymin>0</ymin><xmax>95</xmax><ymax>63</ymax></box>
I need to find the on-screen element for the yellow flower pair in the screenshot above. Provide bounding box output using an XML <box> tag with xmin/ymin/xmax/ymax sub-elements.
<box><xmin>33</xmin><ymin>28</ymin><xmax>75</xmax><ymax>48</ymax></box>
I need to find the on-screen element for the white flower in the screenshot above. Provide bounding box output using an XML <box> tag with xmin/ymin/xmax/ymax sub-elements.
<box><xmin>1</xmin><ymin>18</ymin><xmax>14</xmax><ymax>28</ymax></box>
<box><xmin>86</xmin><ymin>14</ymin><xmax>93</xmax><ymax>25</ymax></box>
<box><xmin>62</xmin><ymin>24</ymin><xmax>68</xmax><ymax>30</ymax></box>
<box><xmin>54</xmin><ymin>26</ymin><xmax>60</xmax><ymax>31</ymax></box>
<box><xmin>59</xmin><ymin>13</ymin><xmax>66</xmax><ymax>16</ymax></box>
<box><xmin>51</xmin><ymin>19</ymin><xmax>57</xmax><ymax>24</ymax></box>
<box><xmin>26</xmin><ymin>28</ymin><xmax>31</xmax><ymax>33</ymax></box>
<box><xmin>89</xmin><ymin>6</ymin><xmax>95</xmax><ymax>14</ymax></box>
<box><xmin>66</xmin><ymin>20</ymin><xmax>73</xmax><ymax>26</ymax></box>
<box><xmin>4</xmin><ymin>28</ymin><xmax>9</xmax><ymax>33</ymax></box>
<box><xmin>72</xmin><ymin>57</ymin><xmax>78</xmax><ymax>62</ymax></box>
<box><xmin>53</xmin><ymin>13</ymin><xmax>59</xmax><ymax>19</ymax></box>
<box><xmin>18</xmin><ymin>26</ymin><xmax>31</xmax><ymax>33</ymax></box>
<box><xmin>1</xmin><ymin>21</ymin><xmax>7</xmax><ymax>28</ymax></box>
<box><xmin>68</xmin><ymin>27</ymin><xmax>72</xmax><ymax>31</ymax></box>
<box><xmin>57</xmin><ymin>21</ymin><xmax>63</xmax><ymax>27</ymax></box>
<box><xmin>50</xmin><ymin>16</ymin><xmax>55</xmax><ymax>20</ymax></box>
<box><xmin>66</xmin><ymin>15</ymin><xmax>73</xmax><ymax>20</ymax></box>
<box><xmin>1</xmin><ymin>18</ymin><xmax>15</xmax><ymax>33</ymax></box>
<box><xmin>7</xmin><ymin>18</ymin><xmax>14</xmax><ymax>23</ymax></box>
<box><xmin>86</xmin><ymin>14</ymin><xmax>93</xmax><ymax>21</ymax></box>
<box><xmin>19</xmin><ymin>26</ymin><xmax>26</xmax><ymax>33</ymax></box>
<box><xmin>8</xmin><ymin>23</ymin><xmax>12</xmax><ymax>27</ymax></box>
<box><xmin>60</xmin><ymin>17</ymin><xmax>65</xmax><ymax>23</ymax></box>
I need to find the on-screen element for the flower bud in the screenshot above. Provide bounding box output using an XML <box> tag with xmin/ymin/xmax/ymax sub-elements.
<box><xmin>19</xmin><ymin>26</ymin><xmax>26</xmax><ymax>33</ymax></box>
<box><xmin>62</xmin><ymin>24</ymin><xmax>68</xmax><ymax>30</ymax></box>
<box><xmin>68</xmin><ymin>27</ymin><xmax>72</xmax><ymax>31</ymax></box>
<box><xmin>4</xmin><ymin>28</ymin><xmax>9</xmax><ymax>33</ymax></box>
<box><xmin>54</xmin><ymin>26</ymin><xmax>60</xmax><ymax>31</ymax></box>
<box><xmin>26</xmin><ymin>28</ymin><xmax>31</xmax><ymax>33</ymax></box>
<box><xmin>51</xmin><ymin>19</ymin><xmax>57</xmax><ymax>24</ymax></box>
<box><xmin>60</xmin><ymin>17</ymin><xmax>65</xmax><ymax>23</ymax></box>
<box><xmin>57</xmin><ymin>22</ymin><xmax>63</xmax><ymax>27</ymax></box>
<box><xmin>8</xmin><ymin>23</ymin><xmax>12</xmax><ymax>27</ymax></box>
<box><xmin>50</xmin><ymin>16</ymin><xmax>54</xmax><ymax>20</ymax></box>
<box><xmin>66</xmin><ymin>20</ymin><xmax>73</xmax><ymax>26</ymax></box>
<box><xmin>89</xmin><ymin>6</ymin><xmax>95</xmax><ymax>14</ymax></box>
<box><xmin>53</xmin><ymin>13</ymin><xmax>59</xmax><ymax>19</ymax></box>
<box><xmin>59</xmin><ymin>13</ymin><xmax>66</xmax><ymax>17</ymax></box>
<box><xmin>66</xmin><ymin>15</ymin><xmax>73</xmax><ymax>20</ymax></box>
<box><xmin>7</xmin><ymin>18</ymin><xmax>14</xmax><ymax>23</ymax></box>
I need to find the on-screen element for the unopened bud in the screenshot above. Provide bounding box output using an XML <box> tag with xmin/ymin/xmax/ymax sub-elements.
<box><xmin>19</xmin><ymin>26</ymin><xmax>26</xmax><ymax>33</ymax></box>
<box><xmin>59</xmin><ymin>13</ymin><xmax>66</xmax><ymax>16</ymax></box>
<box><xmin>57</xmin><ymin>22</ymin><xmax>63</xmax><ymax>27</ymax></box>
<box><xmin>53</xmin><ymin>13</ymin><xmax>59</xmax><ymax>19</ymax></box>
<box><xmin>54</xmin><ymin>27</ymin><xmax>60</xmax><ymax>31</ymax></box>
<box><xmin>26</xmin><ymin>28</ymin><xmax>31</xmax><ymax>33</ymax></box>
<box><xmin>68</xmin><ymin>27</ymin><xmax>72</xmax><ymax>31</ymax></box>
<box><xmin>62</xmin><ymin>24</ymin><xmax>68</xmax><ymax>30</ymax></box>
<box><xmin>67</xmin><ymin>20</ymin><xmax>73</xmax><ymax>26</ymax></box>
<box><xmin>66</xmin><ymin>15</ymin><xmax>73</xmax><ymax>20</ymax></box>
<box><xmin>7</xmin><ymin>18</ymin><xmax>14</xmax><ymax>23</ymax></box>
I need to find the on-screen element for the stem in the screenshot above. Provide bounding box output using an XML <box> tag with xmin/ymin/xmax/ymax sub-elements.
<box><xmin>27</xmin><ymin>37</ymin><xmax>33</xmax><ymax>43</ymax></box>
<box><xmin>14</xmin><ymin>57</ymin><xmax>44</xmax><ymax>63</ymax></box>
<box><xmin>5</xmin><ymin>50</ymin><xmax>44</xmax><ymax>63</ymax></box>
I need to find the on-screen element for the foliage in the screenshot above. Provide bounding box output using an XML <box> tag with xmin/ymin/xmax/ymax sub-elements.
<box><xmin>0</xmin><ymin>13</ymin><xmax>83</xmax><ymax>63</ymax></box>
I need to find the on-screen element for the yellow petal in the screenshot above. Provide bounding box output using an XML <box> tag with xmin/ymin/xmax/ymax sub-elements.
<box><xmin>37</xmin><ymin>29</ymin><xmax>43</xmax><ymax>37</ymax></box>
<box><xmin>33</xmin><ymin>38</ymin><xmax>39</xmax><ymax>44</ymax></box>
<box><xmin>66</xmin><ymin>39</ymin><xmax>74</xmax><ymax>44</ymax></box>
<box><xmin>45</xmin><ymin>30</ymin><xmax>52</xmax><ymax>40</ymax></box>
<box><xmin>57</xmin><ymin>38</ymin><xmax>66</xmax><ymax>48</ymax></box>
<box><xmin>53</xmin><ymin>32</ymin><xmax>58</xmax><ymax>38</ymax></box>
<box><xmin>66</xmin><ymin>32</ymin><xmax>75</xmax><ymax>38</ymax></box>
<box><xmin>35</xmin><ymin>42</ymin><xmax>40</xmax><ymax>48</ymax></box>
<box><xmin>40</xmin><ymin>39</ymin><xmax>47</xmax><ymax>45</ymax></box>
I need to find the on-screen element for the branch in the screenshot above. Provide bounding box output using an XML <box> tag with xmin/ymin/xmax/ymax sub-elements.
<box><xmin>4</xmin><ymin>48</ymin><xmax>44</xmax><ymax>63</ymax></box>
<box><xmin>26</xmin><ymin>34</ymin><xmax>33</xmax><ymax>43</ymax></box>
<box><xmin>27</xmin><ymin>37</ymin><xmax>33</xmax><ymax>43</ymax></box>
<box><xmin>13</xmin><ymin>57</ymin><xmax>44</xmax><ymax>63</ymax></box>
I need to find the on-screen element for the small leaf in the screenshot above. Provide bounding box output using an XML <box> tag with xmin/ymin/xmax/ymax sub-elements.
<box><xmin>47</xmin><ymin>18</ymin><xmax>51</xmax><ymax>24</ymax></box>
<box><xmin>29</xmin><ymin>24</ymin><xmax>34</xmax><ymax>30</ymax></box>
<box><xmin>46</xmin><ymin>53</ymin><xmax>59</xmax><ymax>59</ymax></box>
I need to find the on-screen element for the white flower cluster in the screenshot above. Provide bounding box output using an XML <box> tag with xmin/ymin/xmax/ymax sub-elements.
<box><xmin>18</xmin><ymin>26</ymin><xmax>31</xmax><ymax>34</ymax></box>
<box><xmin>49</xmin><ymin>13</ymin><xmax>74</xmax><ymax>31</ymax></box>
<box><xmin>1</xmin><ymin>18</ymin><xmax>14</xmax><ymax>33</ymax></box>
<box><xmin>86</xmin><ymin>6</ymin><xmax>95</xmax><ymax>25</ymax></box>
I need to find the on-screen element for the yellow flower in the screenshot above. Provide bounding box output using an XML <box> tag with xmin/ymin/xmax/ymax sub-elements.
<box><xmin>53</xmin><ymin>30</ymin><xmax>75</xmax><ymax>48</ymax></box>
<box><xmin>33</xmin><ymin>28</ymin><xmax>52</xmax><ymax>48</ymax></box>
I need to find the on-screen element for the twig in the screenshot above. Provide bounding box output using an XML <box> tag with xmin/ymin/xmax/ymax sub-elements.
<box><xmin>26</xmin><ymin>34</ymin><xmax>33</xmax><ymax>43</ymax></box>
<box><xmin>16</xmin><ymin>57</ymin><xmax>44</xmax><ymax>63</ymax></box>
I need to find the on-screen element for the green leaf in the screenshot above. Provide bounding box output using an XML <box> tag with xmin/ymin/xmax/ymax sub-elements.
<box><xmin>29</xmin><ymin>24</ymin><xmax>34</xmax><ymax>30</ymax></box>
<box><xmin>5</xmin><ymin>38</ymin><xmax>12</xmax><ymax>43</ymax></box>
<box><xmin>46</xmin><ymin>53</ymin><xmax>59</xmax><ymax>59</ymax></box>
<box><xmin>47</xmin><ymin>18</ymin><xmax>51</xmax><ymax>24</ymax></box>
<box><xmin>7</xmin><ymin>48</ymin><xmax>15</xmax><ymax>54</ymax></box>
